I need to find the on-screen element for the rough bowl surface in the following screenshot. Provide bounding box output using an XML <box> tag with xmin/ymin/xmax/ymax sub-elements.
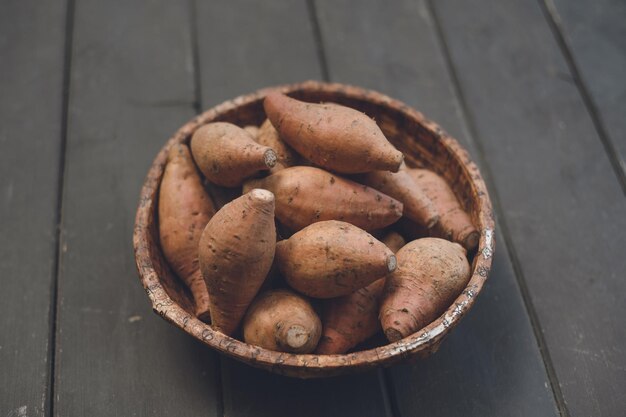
<box><xmin>133</xmin><ymin>81</ymin><xmax>495</xmax><ymax>378</ymax></box>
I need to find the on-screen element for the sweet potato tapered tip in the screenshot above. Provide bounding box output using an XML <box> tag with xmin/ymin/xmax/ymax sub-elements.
<box><xmin>387</xmin><ymin>255</ymin><xmax>397</xmax><ymax>272</ymax></box>
<box><xmin>384</xmin><ymin>328</ymin><xmax>404</xmax><ymax>343</ymax></box>
<box><xmin>263</xmin><ymin>149</ymin><xmax>278</xmax><ymax>168</ymax></box>
<box><xmin>284</xmin><ymin>326</ymin><xmax>312</xmax><ymax>350</ymax></box>
<box><xmin>248</xmin><ymin>188</ymin><xmax>274</xmax><ymax>202</ymax></box>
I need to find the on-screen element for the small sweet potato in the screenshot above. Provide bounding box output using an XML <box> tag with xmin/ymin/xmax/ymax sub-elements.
<box><xmin>380</xmin><ymin>238</ymin><xmax>470</xmax><ymax>342</ymax></box>
<box><xmin>276</xmin><ymin>220</ymin><xmax>397</xmax><ymax>298</ymax></box>
<box><xmin>243</xmin><ymin>289</ymin><xmax>321</xmax><ymax>353</ymax></box>
<box><xmin>315</xmin><ymin>232</ymin><xmax>404</xmax><ymax>354</ymax></box>
<box><xmin>243</xmin><ymin>166</ymin><xmax>403</xmax><ymax>232</ymax></box>
<box><xmin>198</xmin><ymin>189</ymin><xmax>276</xmax><ymax>335</ymax></box>
<box><xmin>159</xmin><ymin>143</ymin><xmax>215</xmax><ymax>322</ymax></box>
<box><xmin>264</xmin><ymin>92</ymin><xmax>403</xmax><ymax>173</ymax></box>
<box><xmin>408</xmin><ymin>169</ymin><xmax>479</xmax><ymax>250</ymax></box>
<box><xmin>190</xmin><ymin>122</ymin><xmax>277</xmax><ymax>187</ymax></box>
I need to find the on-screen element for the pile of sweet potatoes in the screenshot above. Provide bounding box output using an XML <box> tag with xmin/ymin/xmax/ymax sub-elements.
<box><xmin>158</xmin><ymin>92</ymin><xmax>478</xmax><ymax>354</ymax></box>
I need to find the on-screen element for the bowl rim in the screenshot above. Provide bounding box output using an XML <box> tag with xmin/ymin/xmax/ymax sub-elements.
<box><xmin>133</xmin><ymin>80</ymin><xmax>495</xmax><ymax>376</ymax></box>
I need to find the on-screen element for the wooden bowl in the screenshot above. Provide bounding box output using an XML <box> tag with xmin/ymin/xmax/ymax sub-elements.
<box><xmin>133</xmin><ymin>81</ymin><xmax>495</xmax><ymax>378</ymax></box>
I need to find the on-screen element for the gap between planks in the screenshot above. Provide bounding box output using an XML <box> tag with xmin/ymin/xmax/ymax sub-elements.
<box><xmin>46</xmin><ymin>0</ymin><xmax>76</xmax><ymax>416</ymax></box>
<box><xmin>538</xmin><ymin>0</ymin><xmax>626</xmax><ymax>195</ymax></box>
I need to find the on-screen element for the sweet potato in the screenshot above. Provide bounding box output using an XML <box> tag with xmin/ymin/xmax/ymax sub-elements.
<box><xmin>158</xmin><ymin>143</ymin><xmax>215</xmax><ymax>322</ymax></box>
<box><xmin>263</xmin><ymin>92</ymin><xmax>403</xmax><ymax>173</ymax></box>
<box><xmin>190</xmin><ymin>122</ymin><xmax>277</xmax><ymax>187</ymax></box>
<box><xmin>243</xmin><ymin>166</ymin><xmax>403</xmax><ymax>232</ymax></box>
<box><xmin>243</xmin><ymin>125</ymin><xmax>259</xmax><ymax>138</ymax></box>
<box><xmin>359</xmin><ymin>168</ymin><xmax>439</xmax><ymax>229</ymax></box>
<box><xmin>408</xmin><ymin>169</ymin><xmax>479</xmax><ymax>250</ymax></box>
<box><xmin>243</xmin><ymin>289</ymin><xmax>321</xmax><ymax>353</ymax></box>
<box><xmin>316</xmin><ymin>279</ymin><xmax>385</xmax><ymax>354</ymax></box>
<box><xmin>276</xmin><ymin>220</ymin><xmax>396</xmax><ymax>298</ymax></box>
<box><xmin>315</xmin><ymin>232</ymin><xmax>405</xmax><ymax>354</ymax></box>
<box><xmin>381</xmin><ymin>231</ymin><xmax>406</xmax><ymax>253</ymax></box>
<box><xmin>380</xmin><ymin>238</ymin><xmax>470</xmax><ymax>342</ymax></box>
<box><xmin>256</xmin><ymin>119</ymin><xmax>299</xmax><ymax>172</ymax></box>
<box><xmin>198</xmin><ymin>189</ymin><xmax>276</xmax><ymax>335</ymax></box>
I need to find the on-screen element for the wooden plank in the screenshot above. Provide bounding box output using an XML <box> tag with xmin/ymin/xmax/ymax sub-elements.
<box><xmin>314</xmin><ymin>1</ymin><xmax>560</xmax><ymax>415</ymax></box>
<box><xmin>195</xmin><ymin>0</ymin><xmax>324</xmax><ymax>107</ymax></box>
<box><xmin>194</xmin><ymin>2</ymin><xmax>391</xmax><ymax>416</ymax></box>
<box><xmin>545</xmin><ymin>0</ymin><xmax>626</xmax><ymax>188</ymax></box>
<box><xmin>53</xmin><ymin>1</ymin><xmax>222</xmax><ymax>415</ymax></box>
<box><xmin>431</xmin><ymin>0</ymin><xmax>626</xmax><ymax>416</ymax></box>
<box><xmin>0</xmin><ymin>1</ymin><xmax>67</xmax><ymax>416</ymax></box>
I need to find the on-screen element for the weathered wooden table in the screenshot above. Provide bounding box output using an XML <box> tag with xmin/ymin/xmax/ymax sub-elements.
<box><xmin>2</xmin><ymin>1</ymin><xmax>624</xmax><ymax>416</ymax></box>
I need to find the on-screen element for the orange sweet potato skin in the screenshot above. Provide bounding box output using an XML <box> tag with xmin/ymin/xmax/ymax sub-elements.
<box><xmin>198</xmin><ymin>189</ymin><xmax>276</xmax><ymax>336</ymax></box>
<box><xmin>316</xmin><ymin>231</ymin><xmax>405</xmax><ymax>354</ymax></box>
<box><xmin>256</xmin><ymin>119</ymin><xmax>299</xmax><ymax>172</ymax></box>
<box><xmin>360</xmin><ymin>169</ymin><xmax>439</xmax><ymax>229</ymax></box>
<box><xmin>380</xmin><ymin>238</ymin><xmax>470</xmax><ymax>342</ymax></box>
<box><xmin>381</xmin><ymin>231</ymin><xmax>406</xmax><ymax>253</ymax></box>
<box><xmin>264</xmin><ymin>92</ymin><xmax>403</xmax><ymax>173</ymax></box>
<box><xmin>244</xmin><ymin>166</ymin><xmax>403</xmax><ymax>232</ymax></box>
<box><xmin>159</xmin><ymin>143</ymin><xmax>215</xmax><ymax>322</ymax></box>
<box><xmin>408</xmin><ymin>169</ymin><xmax>479</xmax><ymax>250</ymax></box>
<box><xmin>243</xmin><ymin>125</ymin><xmax>260</xmax><ymax>138</ymax></box>
<box><xmin>276</xmin><ymin>220</ymin><xmax>396</xmax><ymax>298</ymax></box>
<box><xmin>190</xmin><ymin>122</ymin><xmax>276</xmax><ymax>187</ymax></box>
<box><xmin>316</xmin><ymin>279</ymin><xmax>385</xmax><ymax>354</ymax></box>
<box><xmin>243</xmin><ymin>289</ymin><xmax>321</xmax><ymax>353</ymax></box>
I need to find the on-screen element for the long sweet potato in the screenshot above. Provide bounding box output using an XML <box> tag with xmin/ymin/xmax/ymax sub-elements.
<box><xmin>190</xmin><ymin>122</ymin><xmax>277</xmax><ymax>187</ymax></box>
<box><xmin>315</xmin><ymin>232</ymin><xmax>405</xmax><ymax>354</ymax></box>
<box><xmin>276</xmin><ymin>220</ymin><xmax>396</xmax><ymax>298</ymax></box>
<box><xmin>263</xmin><ymin>92</ymin><xmax>403</xmax><ymax>173</ymax></box>
<box><xmin>159</xmin><ymin>143</ymin><xmax>215</xmax><ymax>322</ymax></box>
<box><xmin>243</xmin><ymin>166</ymin><xmax>403</xmax><ymax>232</ymax></box>
<box><xmin>408</xmin><ymin>169</ymin><xmax>479</xmax><ymax>250</ymax></box>
<box><xmin>243</xmin><ymin>289</ymin><xmax>321</xmax><ymax>353</ymax></box>
<box><xmin>360</xmin><ymin>168</ymin><xmax>439</xmax><ymax>229</ymax></box>
<box><xmin>198</xmin><ymin>189</ymin><xmax>276</xmax><ymax>335</ymax></box>
<box><xmin>380</xmin><ymin>238</ymin><xmax>470</xmax><ymax>342</ymax></box>
<box><xmin>256</xmin><ymin>119</ymin><xmax>299</xmax><ymax>172</ymax></box>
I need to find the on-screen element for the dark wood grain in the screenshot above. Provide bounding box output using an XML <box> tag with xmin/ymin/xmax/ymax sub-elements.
<box><xmin>222</xmin><ymin>361</ymin><xmax>391</xmax><ymax>417</ymax></box>
<box><xmin>53</xmin><ymin>1</ymin><xmax>221</xmax><ymax>415</ymax></box>
<box><xmin>432</xmin><ymin>0</ymin><xmax>626</xmax><ymax>416</ymax></box>
<box><xmin>195</xmin><ymin>0</ymin><xmax>323</xmax><ymax>107</ymax></box>
<box><xmin>314</xmin><ymin>1</ymin><xmax>559</xmax><ymax>415</ymax></box>
<box><xmin>545</xmin><ymin>0</ymin><xmax>626</xmax><ymax>188</ymax></box>
<box><xmin>0</xmin><ymin>1</ymin><xmax>67</xmax><ymax>416</ymax></box>
<box><xmin>193</xmin><ymin>1</ymin><xmax>390</xmax><ymax>414</ymax></box>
